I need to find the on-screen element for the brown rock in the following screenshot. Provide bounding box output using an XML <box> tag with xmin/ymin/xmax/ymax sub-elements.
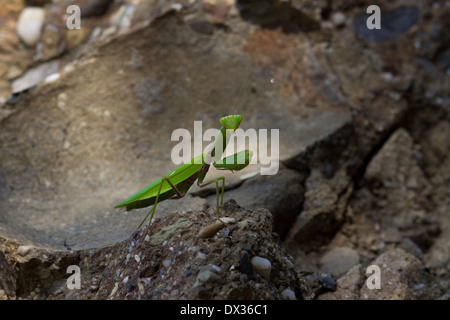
<box><xmin>320</xmin><ymin>247</ymin><xmax>360</xmax><ymax>278</ymax></box>
<box><xmin>318</xmin><ymin>264</ymin><xmax>363</xmax><ymax>300</ymax></box>
<box><xmin>360</xmin><ymin>248</ymin><xmax>425</xmax><ymax>300</ymax></box>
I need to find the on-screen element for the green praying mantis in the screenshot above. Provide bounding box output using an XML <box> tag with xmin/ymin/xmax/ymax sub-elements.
<box><xmin>115</xmin><ymin>115</ymin><xmax>252</xmax><ymax>234</ymax></box>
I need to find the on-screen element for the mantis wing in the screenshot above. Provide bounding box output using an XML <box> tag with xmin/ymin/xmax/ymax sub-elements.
<box><xmin>213</xmin><ymin>150</ymin><xmax>252</xmax><ymax>171</ymax></box>
<box><xmin>115</xmin><ymin>153</ymin><xmax>204</xmax><ymax>210</ymax></box>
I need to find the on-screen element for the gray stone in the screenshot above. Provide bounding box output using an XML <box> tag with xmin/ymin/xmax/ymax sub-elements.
<box><xmin>318</xmin><ymin>265</ymin><xmax>362</xmax><ymax>300</ymax></box>
<box><xmin>284</xmin><ymin>169</ymin><xmax>353</xmax><ymax>249</ymax></box>
<box><xmin>320</xmin><ymin>247</ymin><xmax>360</xmax><ymax>278</ymax></box>
<box><xmin>194</xmin><ymin>270</ymin><xmax>222</xmax><ymax>287</ymax></box>
<box><xmin>353</xmin><ymin>6</ymin><xmax>419</xmax><ymax>42</ymax></box>
<box><xmin>16</xmin><ymin>7</ymin><xmax>45</xmax><ymax>47</ymax></box>
<box><xmin>17</xmin><ymin>245</ymin><xmax>34</xmax><ymax>257</ymax></box>
<box><xmin>281</xmin><ymin>288</ymin><xmax>296</xmax><ymax>300</ymax></box>
<box><xmin>360</xmin><ymin>248</ymin><xmax>425</xmax><ymax>300</ymax></box>
<box><xmin>251</xmin><ymin>256</ymin><xmax>271</xmax><ymax>279</ymax></box>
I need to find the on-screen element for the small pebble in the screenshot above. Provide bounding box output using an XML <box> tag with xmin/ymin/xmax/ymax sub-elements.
<box><xmin>195</xmin><ymin>270</ymin><xmax>222</xmax><ymax>285</ymax></box>
<box><xmin>134</xmin><ymin>255</ymin><xmax>140</xmax><ymax>263</ymax></box>
<box><xmin>171</xmin><ymin>3</ymin><xmax>183</xmax><ymax>11</ymax></box>
<box><xmin>44</xmin><ymin>73</ymin><xmax>60</xmax><ymax>83</ymax></box>
<box><xmin>109</xmin><ymin>283</ymin><xmax>119</xmax><ymax>297</ymax></box>
<box><xmin>163</xmin><ymin>259</ymin><xmax>172</xmax><ymax>268</ymax></box>
<box><xmin>281</xmin><ymin>288</ymin><xmax>296</xmax><ymax>300</ymax></box>
<box><xmin>138</xmin><ymin>283</ymin><xmax>145</xmax><ymax>295</ymax></box>
<box><xmin>283</xmin><ymin>257</ymin><xmax>295</xmax><ymax>269</ymax></box>
<box><xmin>251</xmin><ymin>256</ymin><xmax>271</xmax><ymax>279</ymax></box>
<box><xmin>197</xmin><ymin>252</ymin><xmax>206</xmax><ymax>260</ymax></box>
<box><xmin>320</xmin><ymin>247</ymin><xmax>359</xmax><ymax>278</ymax></box>
<box><xmin>17</xmin><ymin>245</ymin><xmax>33</xmax><ymax>256</ymax></box>
<box><xmin>211</xmin><ymin>265</ymin><xmax>221</xmax><ymax>272</ymax></box>
<box><xmin>331</xmin><ymin>12</ymin><xmax>346</xmax><ymax>27</ymax></box>
<box><xmin>16</xmin><ymin>7</ymin><xmax>45</xmax><ymax>47</ymax></box>
<box><xmin>53</xmin><ymin>288</ymin><xmax>63</xmax><ymax>295</ymax></box>
<box><xmin>219</xmin><ymin>217</ymin><xmax>235</xmax><ymax>224</ymax></box>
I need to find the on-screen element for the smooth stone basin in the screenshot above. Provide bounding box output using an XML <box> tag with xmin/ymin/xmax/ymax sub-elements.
<box><xmin>0</xmin><ymin>12</ymin><xmax>351</xmax><ymax>250</ymax></box>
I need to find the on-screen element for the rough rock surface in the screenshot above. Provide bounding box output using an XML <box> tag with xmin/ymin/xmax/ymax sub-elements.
<box><xmin>360</xmin><ymin>248</ymin><xmax>438</xmax><ymax>300</ymax></box>
<box><xmin>0</xmin><ymin>201</ymin><xmax>302</xmax><ymax>300</ymax></box>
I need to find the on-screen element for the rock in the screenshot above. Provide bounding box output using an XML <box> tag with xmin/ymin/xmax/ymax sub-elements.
<box><xmin>82</xmin><ymin>201</ymin><xmax>300</xmax><ymax>299</ymax></box>
<box><xmin>300</xmin><ymin>272</ymin><xmax>337</xmax><ymax>299</ymax></box>
<box><xmin>194</xmin><ymin>270</ymin><xmax>222</xmax><ymax>287</ymax></box>
<box><xmin>238</xmin><ymin>250</ymin><xmax>254</xmax><ymax>278</ymax></box>
<box><xmin>189</xmin><ymin>21</ymin><xmax>215</xmax><ymax>35</ymax></box>
<box><xmin>365</xmin><ymin>129</ymin><xmax>427</xmax><ymax>190</ymax></box>
<box><xmin>25</xmin><ymin>0</ymin><xmax>50</xmax><ymax>6</ymax></box>
<box><xmin>236</xmin><ymin>0</ymin><xmax>321</xmax><ymax>32</ymax></box>
<box><xmin>79</xmin><ymin>0</ymin><xmax>114</xmax><ymax>18</ymax></box>
<box><xmin>110</xmin><ymin>5</ymin><xmax>135</xmax><ymax>32</ymax></box>
<box><xmin>281</xmin><ymin>288</ymin><xmax>296</xmax><ymax>300</ymax></box>
<box><xmin>0</xmin><ymin>63</ymin><xmax>8</xmax><ymax>78</ymax></box>
<box><xmin>39</xmin><ymin>24</ymin><xmax>63</xmax><ymax>61</ymax></box>
<box><xmin>318</xmin><ymin>265</ymin><xmax>362</xmax><ymax>300</ymax></box>
<box><xmin>16</xmin><ymin>7</ymin><xmax>46</xmax><ymax>47</ymax></box>
<box><xmin>11</xmin><ymin>60</ymin><xmax>59</xmax><ymax>93</ymax></box>
<box><xmin>361</xmin><ymin>128</ymin><xmax>440</xmax><ymax>251</ymax></box>
<box><xmin>0</xmin><ymin>251</ymin><xmax>16</xmax><ymax>299</ymax></box>
<box><xmin>17</xmin><ymin>245</ymin><xmax>33</xmax><ymax>257</ymax></box>
<box><xmin>418</xmin><ymin>120</ymin><xmax>450</xmax><ymax>176</ymax></box>
<box><xmin>353</xmin><ymin>6</ymin><xmax>419</xmax><ymax>42</ymax></box>
<box><xmin>331</xmin><ymin>12</ymin><xmax>346</xmax><ymax>27</ymax></box>
<box><xmin>320</xmin><ymin>247</ymin><xmax>360</xmax><ymax>278</ymax></box>
<box><xmin>0</xmin><ymin>289</ymin><xmax>7</xmax><ymax>300</ymax></box>
<box><xmin>64</xmin><ymin>28</ymin><xmax>90</xmax><ymax>50</ymax></box>
<box><xmin>251</xmin><ymin>256</ymin><xmax>271</xmax><ymax>279</ymax></box>
<box><xmin>6</xmin><ymin>65</ymin><xmax>24</xmax><ymax>81</ymax></box>
<box><xmin>134</xmin><ymin>77</ymin><xmax>165</xmax><ymax>117</ymax></box>
<box><xmin>398</xmin><ymin>238</ymin><xmax>423</xmax><ymax>260</ymax></box>
<box><xmin>360</xmin><ymin>248</ymin><xmax>434</xmax><ymax>300</ymax></box>
<box><xmin>148</xmin><ymin>218</ymin><xmax>192</xmax><ymax>246</ymax></box>
<box><xmin>285</xmin><ymin>169</ymin><xmax>353</xmax><ymax>250</ymax></box>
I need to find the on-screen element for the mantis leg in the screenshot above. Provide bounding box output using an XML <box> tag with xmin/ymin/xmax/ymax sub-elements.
<box><xmin>139</xmin><ymin>176</ymin><xmax>186</xmax><ymax>235</ymax></box>
<box><xmin>197</xmin><ymin>176</ymin><xmax>225</xmax><ymax>221</ymax></box>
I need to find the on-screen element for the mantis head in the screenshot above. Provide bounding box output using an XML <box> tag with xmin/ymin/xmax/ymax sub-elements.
<box><xmin>220</xmin><ymin>115</ymin><xmax>242</xmax><ymax>131</ymax></box>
